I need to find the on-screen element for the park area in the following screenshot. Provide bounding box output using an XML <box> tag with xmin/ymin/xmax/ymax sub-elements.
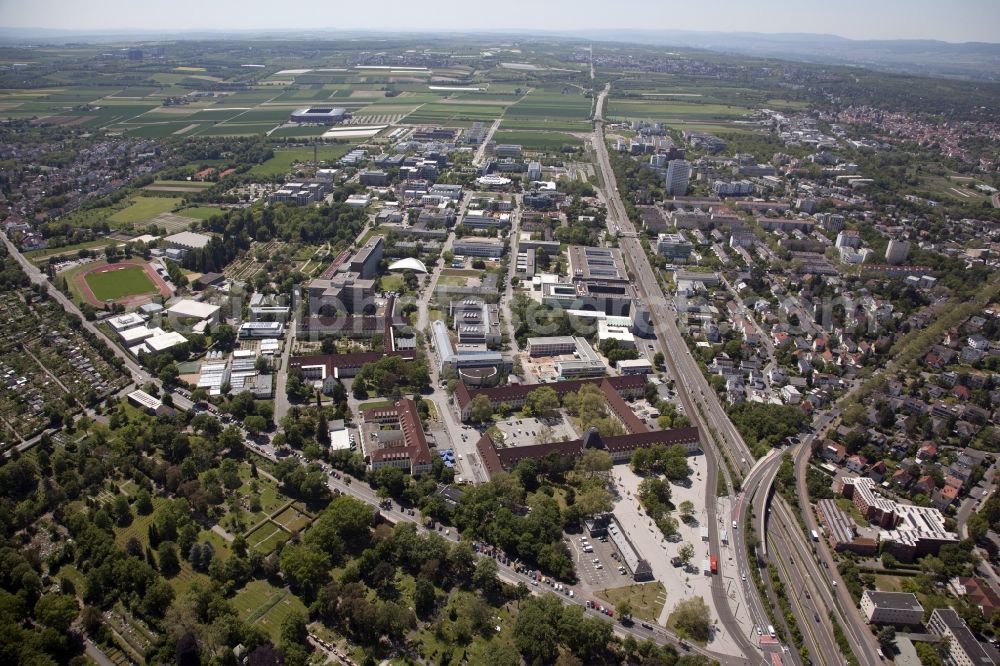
<box><xmin>233</xmin><ymin>580</ymin><xmax>308</xmax><ymax>643</ymax></box>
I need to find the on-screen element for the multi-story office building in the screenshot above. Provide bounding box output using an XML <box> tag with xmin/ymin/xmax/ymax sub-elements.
<box><xmin>656</xmin><ymin>233</ymin><xmax>693</xmax><ymax>263</ymax></box>
<box><xmin>860</xmin><ymin>591</ymin><xmax>924</xmax><ymax>626</ymax></box>
<box><xmin>885</xmin><ymin>239</ymin><xmax>911</xmax><ymax>265</ymax></box>
<box><xmin>453</xmin><ymin>238</ymin><xmax>505</xmax><ymax>258</ymax></box>
<box><xmin>927</xmin><ymin>608</ymin><xmax>996</xmax><ymax>666</ymax></box>
<box><xmin>665</xmin><ymin>160</ymin><xmax>691</xmax><ymax>196</ymax></box>
<box><xmin>350</xmin><ymin>236</ymin><xmax>384</xmax><ymax>279</ymax></box>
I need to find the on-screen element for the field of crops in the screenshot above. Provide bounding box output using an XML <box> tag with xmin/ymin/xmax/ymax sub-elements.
<box><xmin>493</xmin><ymin>130</ymin><xmax>584</xmax><ymax>151</ymax></box>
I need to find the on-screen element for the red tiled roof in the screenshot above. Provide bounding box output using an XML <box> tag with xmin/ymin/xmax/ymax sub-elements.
<box><xmin>368</xmin><ymin>398</ymin><xmax>431</xmax><ymax>470</ymax></box>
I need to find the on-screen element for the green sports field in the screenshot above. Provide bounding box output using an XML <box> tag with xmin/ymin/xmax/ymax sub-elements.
<box><xmin>85</xmin><ymin>266</ymin><xmax>157</xmax><ymax>301</ymax></box>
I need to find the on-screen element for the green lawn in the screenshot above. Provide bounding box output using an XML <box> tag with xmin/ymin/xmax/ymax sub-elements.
<box><xmin>108</xmin><ymin>196</ymin><xmax>182</xmax><ymax>224</ymax></box>
<box><xmin>437</xmin><ymin>275</ymin><xmax>468</xmax><ymax>287</ymax></box>
<box><xmin>249</xmin><ymin>145</ymin><xmax>356</xmax><ymax>177</ymax></box>
<box><xmin>233</xmin><ymin>580</ymin><xmax>308</xmax><ymax>643</ymax></box>
<box><xmin>176</xmin><ymin>206</ymin><xmax>227</xmax><ymax>221</ymax></box>
<box><xmin>379</xmin><ymin>274</ymin><xmax>405</xmax><ymax>292</ymax></box>
<box><xmin>596</xmin><ymin>582</ymin><xmax>667</xmax><ymax>623</ymax></box>
<box><xmin>85</xmin><ymin>265</ymin><xmax>157</xmax><ymax>301</ymax></box>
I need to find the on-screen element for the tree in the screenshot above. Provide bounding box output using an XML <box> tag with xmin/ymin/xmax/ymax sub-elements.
<box><xmin>245</xmin><ymin>415</ymin><xmax>267</xmax><ymax>436</ymax></box>
<box><xmin>574</xmin><ymin>487</ymin><xmax>614</xmax><ymax>518</ymax></box>
<box><xmin>679</xmin><ymin>500</ymin><xmax>695</xmax><ymax>521</ymax></box>
<box><xmin>414</xmin><ymin>577</ymin><xmax>436</xmax><ymax>618</ymax></box>
<box><xmin>473</xmin><ymin>557</ymin><xmax>500</xmax><ymax>595</ymax></box>
<box><xmin>135</xmin><ymin>488</ymin><xmax>154</xmax><ymax>515</ymax></box>
<box><xmin>877</xmin><ymin>626</ymin><xmax>896</xmax><ymax>653</ymax></box>
<box><xmin>34</xmin><ymin>594</ymin><xmax>79</xmax><ymax>633</ymax></box>
<box><xmin>514</xmin><ymin>595</ymin><xmax>561</xmax><ymax>664</ymax></box>
<box><xmin>157</xmin><ymin>541</ymin><xmax>180</xmax><ymax>576</ymax></box>
<box><xmin>280</xmin><ymin>544</ymin><xmax>331</xmax><ymax>600</ymax></box>
<box><xmin>213</xmin><ymin>324</ymin><xmax>236</xmax><ymax>351</ymax></box>
<box><xmin>616</xmin><ymin>599</ymin><xmax>633</xmax><ymax>622</ymax></box>
<box><xmin>678</xmin><ymin>542</ymin><xmax>695</xmax><ymax>565</ymax></box>
<box><xmin>470</xmin><ymin>394</ymin><xmax>494</xmax><ymax>423</ymax></box>
<box><xmin>352</xmin><ymin>376</ymin><xmax>368</xmax><ymax>400</ymax></box>
<box><xmin>526</xmin><ymin>386</ymin><xmax>560</xmax><ymax>417</ymax></box>
<box><xmin>670</xmin><ymin>596</ymin><xmax>712</xmax><ymax>642</ymax></box>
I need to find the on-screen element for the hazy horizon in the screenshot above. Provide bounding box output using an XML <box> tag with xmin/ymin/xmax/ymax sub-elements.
<box><xmin>1</xmin><ymin>0</ymin><xmax>998</xmax><ymax>44</ymax></box>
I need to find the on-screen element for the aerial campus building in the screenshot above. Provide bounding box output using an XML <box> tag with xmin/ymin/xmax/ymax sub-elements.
<box><xmin>289</xmin><ymin>107</ymin><xmax>350</xmax><ymax>124</ymax></box>
<box><xmin>834</xmin><ymin>476</ymin><xmax>959</xmax><ymax>561</ymax></box>
<box><xmin>455</xmin><ymin>375</ymin><xmax>701</xmax><ymax>478</ymax></box>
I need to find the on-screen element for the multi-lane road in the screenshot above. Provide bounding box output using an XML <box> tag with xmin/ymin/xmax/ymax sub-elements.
<box><xmin>591</xmin><ymin>84</ymin><xmax>885</xmax><ymax>666</ymax></box>
<box><xmin>590</xmin><ymin>86</ymin><xmax>767</xmax><ymax>662</ymax></box>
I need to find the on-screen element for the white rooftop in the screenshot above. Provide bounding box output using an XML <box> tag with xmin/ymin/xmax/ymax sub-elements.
<box><xmin>167</xmin><ymin>299</ymin><xmax>220</xmax><ymax>320</ymax></box>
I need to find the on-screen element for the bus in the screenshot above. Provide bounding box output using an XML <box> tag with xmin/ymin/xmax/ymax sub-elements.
<box><xmin>810</xmin><ymin>529</ymin><xmax>819</xmax><ymax>542</ymax></box>
<box><xmin>710</xmin><ymin>554</ymin><xmax>718</xmax><ymax>575</ymax></box>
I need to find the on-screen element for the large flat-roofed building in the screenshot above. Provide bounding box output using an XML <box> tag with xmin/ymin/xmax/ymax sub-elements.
<box><xmin>928</xmin><ymin>608</ymin><xmax>996</xmax><ymax>666</ymax></box>
<box><xmin>541</xmin><ymin>281</ymin><xmax>636</xmax><ymax>317</ymax></box>
<box><xmin>453</xmin><ymin>238</ymin><xmax>505</xmax><ymax>258</ymax></box>
<box><xmin>128</xmin><ymin>389</ymin><xmax>162</xmax><ymax>414</ymax></box>
<box><xmin>167</xmin><ymin>299</ymin><xmax>221</xmax><ymax>325</ymax></box>
<box><xmin>837</xmin><ymin>476</ymin><xmax>959</xmax><ymax>560</ymax></box>
<box><xmin>350</xmin><ymin>236</ymin><xmax>384</xmax><ymax>279</ymax></box>
<box><xmin>429</xmin><ymin>319</ymin><xmax>508</xmax><ymax>379</ymax></box>
<box><xmin>608</xmin><ymin>514</ymin><xmax>653</xmax><ymax>581</ymax></box>
<box><xmin>860</xmin><ymin>590</ymin><xmax>924</xmax><ymax>626</ymax></box>
<box><xmin>289</xmin><ymin>107</ymin><xmax>349</xmax><ymax>124</ymax></box>
<box><xmin>526</xmin><ymin>336</ymin><xmax>606</xmax><ymax>379</ymax></box>
<box><xmin>450</xmin><ymin>299</ymin><xmax>500</xmax><ymax>346</ymax></box>
<box><xmin>567</xmin><ymin>246</ymin><xmax>629</xmax><ymax>284</ymax></box>
<box><xmin>165</xmin><ymin>231</ymin><xmax>211</xmax><ymax>251</ymax></box>
<box><xmin>656</xmin><ymin>233</ymin><xmax>693</xmax><ymax>263</ymax></box>
<box><xmin>527</xmin><ymin>336</ymin><xmax>578</xmax><ymax>356</ymax></box>
<box><xmin>815</xmin><ymin>498</ymin><xmax>878</xmax><ymax>555</ymax></box>
<box><xmin>108</xmin><ymin>313</ymin><xmax>145</xmax><ymax>333</ymax></box>
<box><xmin>238</xmin><ymin>321</ymin><xmax>284</xmax><ymax>338</ymax></box>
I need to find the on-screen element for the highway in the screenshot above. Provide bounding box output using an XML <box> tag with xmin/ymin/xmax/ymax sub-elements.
<box><xmin>591</xmin><ymin>84</ymin><xmax>884</xmax><ymax>666</ymax></box>
<box><xmin>590</xmin><ymin>86</ymin><xmax>766</xmax><ymax>662</ymax></box>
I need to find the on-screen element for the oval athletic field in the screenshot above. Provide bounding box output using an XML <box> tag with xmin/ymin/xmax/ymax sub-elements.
<box><xmin>75</xmin><ymin>259</ymin><xmax>173</xmax><ymax>308</ymax></box>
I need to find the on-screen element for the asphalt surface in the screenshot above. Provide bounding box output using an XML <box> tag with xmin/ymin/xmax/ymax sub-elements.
<box><xmin>590</xmin><ymin>88</ymin><xmax>762</xmax><ymax>663</ymax></box>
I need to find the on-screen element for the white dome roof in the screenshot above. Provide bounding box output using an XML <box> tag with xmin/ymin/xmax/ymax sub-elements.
<box><xmin>388</xmin><ymin>257</ymin><xmax>428</xmax><ymax>273</ymax></box>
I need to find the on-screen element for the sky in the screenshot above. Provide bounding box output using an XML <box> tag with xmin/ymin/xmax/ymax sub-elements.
<box><xmin>1</xmin><ymin>0</ymin><xmax>998</xmax><ymax>43</ymax></box>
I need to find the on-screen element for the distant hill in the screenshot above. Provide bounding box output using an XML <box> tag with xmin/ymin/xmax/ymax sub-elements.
<box><xmin>569</xmin><ymin>29</ymin><xmax>1000</xmax><ymax>81</ymax></box>
<box><xmin>0</xmin><ymin>26</ymin><xmax>997</xmax><ymax>81</ymax></box>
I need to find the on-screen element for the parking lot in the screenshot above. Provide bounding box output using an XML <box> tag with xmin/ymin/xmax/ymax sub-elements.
<box><xmin>568</xmin><ymin>532</ymin><xmax>637</xmax><ymax>594</ymax></box>
<box><xmin>493</xmin><ymin>414</ymin><xmax>577</xmax><ymax>445</ymax></box>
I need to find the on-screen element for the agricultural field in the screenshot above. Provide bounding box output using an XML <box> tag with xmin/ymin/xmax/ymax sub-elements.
<box><xmin>107</xmin><ymin>196</ymin><xmax>183</xmax><ymax>224</ymax></box>
<box><xmin>607</xmin><ymin>98</ymin><xmax>755</xmax><ymax>122</ymax></box>
<box><xmin>503</xmin><ymin>90</ymin><xmax>594</xmax><ymax>130</ymax></box>
<box><xmin>402</xmin><ymin>102</ymin><xmax>507</xmax><ymax>125</ymax></box>
<box><xmin>84</xmin><ymin>265</ymin><xmax>157</xmax><ymax>301</ymax></box>
<box><xmin>493</xmin><ymin>129</ymin><xmax>584</xmax><ymax>151</ymax></box>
